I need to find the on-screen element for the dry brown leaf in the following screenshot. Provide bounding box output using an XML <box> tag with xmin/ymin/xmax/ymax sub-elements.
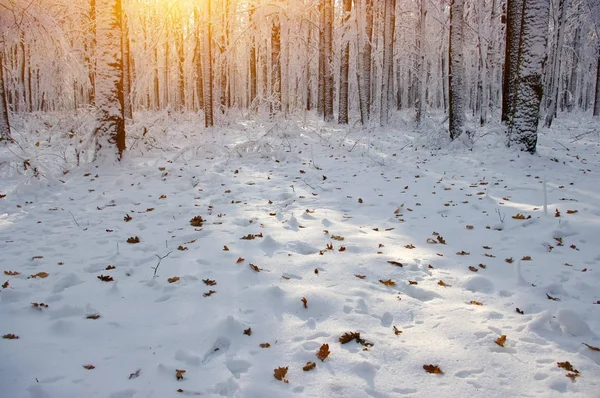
<box><xmin>203</xmin><ymin>290</ymin><xmax>216</xmax><ymax>297</ymax></box>
<box><xmin>86</xmin><ymin>313</ymin><xmax>101</xmax><ymax>319</ymax></box>
<box><xmin>2</xmin><ymin>281</ymin><xmax>8</xmax><ymax>289</ymax></box>
<box><xmin>2</xmin><ymin>334</ymin><xmax>19</xmax><ymax>339</ymax></box>
<box><xmin>466</xmin><ymin>225</ymin><xmax>474</xmax><ymax>230</ymax></box>
<box><xmin>483</xmin><ymin>245</ymin><xmax>492</xmax><ymax>249</ymax></box>
<box><xmin>97</xmin><ymin>275</ymin><xmax>113</xmax><ymax>282</ymax></box>
<box><xmin>423</xmin><ymin>364</ymin><xmax>444</xmax><ymax>374</ymax></box>
<box><xmin>546</xmin><ymin>293</ymin><xmax>560</xmax><ymax>301</ymax></box>
<box><xmin>31</xmin><ymin>256</ymin><xmax>43</xmax><ymax>260</ymax></box>
<box><xmin>190</xmin><ymin>216</ymin><xmax>205</xmax><ymax>227</ymax></box>
<box><xmin>505</xmin><ymin>257</ymin><xmax>514</xmax><ymax>264</ymax></box>
<box><xmin>512</xmin><ymin>213</ymin><xmax>530</xmax><ymax>220</ymax></box>
<box><xmin>29</xmin><ymin>272</ymin><xmax>49</xmax><ymax>279</ymax></box>
<box><xmin>105</xmin><ymin>265</ymin><xmax>116</xmax><ymax>270</ymax></box>
<box><xmin>127</xmin><ymin>236</ymin><xmax>140</xmax><ymax>244</ymax></box>
<box><xmin>355</xmin><ymin>274</ymin><xmax>366</xmax><ymax>279</ymax></box>
<box><xmin>167</xmin><ymin>276</ymin><xmax>180</xmax><ymax>283</ymax></box>
<box><xmin>339</xmin><ymin>331</ymin><xmax>361</xmax><ymax>344</ymax></box>
<box><xmin>358</xmin><ymin>198</ymin><xmax>363</xmax><ymax>204</ymax></box>
<box><xmin>495</xmin><ymin>335</ymin><xmax>507</xmax><ymax>347</ymax></box>
<box><xmin>31</xmin><ymin>302</ymin><xmax>49</xmax><ymax>309</ymax></box>
<box><xmin>468</xmin><ymin>266</ymin><xmax>478</xmax><ymax>272</ymax></box>
<box><xmin>175</xmin><ymin>369</ymin><xmax>186</xmax><ymax>380</ymax></box>
<box><xmin>566</xmin><ymin>372</ymin><xmax>581</xmax><ymax>382</ymax></box>
<box><xmin>243</xmin><ymin>327</ymin><xmax>252</xmax><ymax>336</ymax></box>
<box><xmin>484</xmin><ymin>253</ymin><xmax>496</xmax><ymax>258</ymax></box>
<box><xmin>203</xmin><ymin>279</ymin><xmax>216</xmax><ymax>286</ymax></box>
<box><xmin>379</xmin><ymin>279</ymin><xmax>396</xmax><ymax>286</ymax></box>
<box><xmin>521</xmin><ymin>256</ymin><xmax>532</xmax><ymax>261</ymax></box>
<box><xmin>516</xmin><ymin>308</ymin><xmax>524</xmax><ymax>314</ymax></box>
<box><xmin>236</xmin><ymin>257</ymin><xmax>244</xmax><ymax>263</ymax></box>
<box><xmin>273</xmin><ymin>366</ymin><xmax>288</xmax><ymax>382</ymax></box>
<box><xmin>405</xmin><ymin>244</ymin><xmax>416</xmax><ymax>249</ymax></box>
<box><xmin>301</xmin><ymin>297</ymin><xmax>308</xmax><ymax>308</ymax></box>
<box><xmin>4</xmin><ymin>271</ymin><xmax>20</xmax><ymax>276</ymax></box>
<box><xmin>331</xmin><ymin>235</ymin><xmax>345</xmax><ymax>241</ymax></box>
<box><xmin>303</xmin><ymin>362</ymin><xmax>316</xmax><ymax>371</ymax></box>
<box><xmin>124</xmin><ymin>214</ymin><xmax>132</xmax><ymax>222</ymax></box>
<box><xmin>177</xmin><ymin>245</ymin><xmax>188</xmax><ymax>251</ymax></box>
<box><xmin>438</xmin><ymin>280</ymin><xmax>451</xmax><ymax>287</ymax></box>
<box><xmin>583</xmin><ymin>343</ymin><xmax>600</xmax><ymax>352</ymax></box>
<box><xmin>83</xmin><ymin>364</ymin><xmax>95</xmax><ymax>370</ymax></box>
<box><xmin>259</xmin><ymin>343</ymin><xmax>271</xmax><ymax>348</ymax></box>
<box><xmin>316</xmin><ymin>344</ymin><xmax>330</xmax><ymax>362</ymax></box>
<box><xmin>557</xmin><ymin>361</ymin><xmax>577</xmax><ymax>372</ymax></box>
<box><xmin>338</xmin><ymin>246</ymin><xmax>346</xmax><ymax>252</ymax></box>
<box><xmin>456</xmin><ymin>251</ymin><xmax>470</xmax><ymax>256</ymax></box>
<box><xmin>249</xmin><ymin>263</ymin><xmax>262</xmax><ymax>272</ymax></box>
<box><xmin>393</xmin><ymin>326</ymin><xmax>402</xmax><ymax>335</ymax></box>
<box><xmin>555</xmin><ymin>208</ymin><xmax>561</xmax><ymax>217</ymax></box>
<box><xmin>387</xmin><ymin>260</ymin><xmax>403</xmax><ymax>267</ymax></box>
<box><xmin>223</xmin><ymin>245</ymin><xmax>229</xmax><ymax>251</ymax></box>
<box><xmin>566</xmin><ymin>210</ymin><xmax>578</xmax><ymax>214</ymax></box>
<box><xmin>470</xmin><ymin>301</ymin><xmax>483</xmax><ymax>306</ymax></box>
<box><xmin>129</xmin><ymin>369</ymin><xmax>141</xmax><ymax>379</ymax></box>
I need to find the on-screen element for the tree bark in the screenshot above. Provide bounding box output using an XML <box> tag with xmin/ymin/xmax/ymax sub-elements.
<box><xmin>508</xmin><ymin>0</ymin><xmax>550</xmax><ymax>153</ymax></box>
<box><xmin>122</xmin><ymin>11</ymin><xmax>133</xmax><ymax>119</ymax></box>
<box><xmin>321</xmin><ymin>0</ymin><xmax>334</xmax><ymax>122</ymax></box>
<box><xmin>544</xmin><ymin>0</ymin><xmax>568</xmax><ymax>127</ymax></box>
<box><xmin>95</xmin><ymin>0</ymin><xmax>126</xmax><ymax>160</ymax></box>
<box><xmin>249</xmin><ymin>7</ymin><xmax>257</xmax><ymax>106</ymax></box>
<box><xmin>338</xmin><ymin>0</ymin><xmax>352</xmax><ymax>124</ymax></box>
<box><xmin>271</xmin><ymin>14</ymin><xmax>282</xmax><ymax>115</ymax></box>
<box><xmin>449</xmin><ymin>0</ymin><xmax>466</xmax><ymax>140</ymax></box>
<box><xmin>202</xmin><ymin>0</ymin><xmax>214</xmax><ymax>127</ymax></box>
<box><xmin>502</xmin><ymin>0</ymin><xmax>524</xmax><ymax>123</ymax></box>
<box><xmin>380</xmin><ymin>0</ymin><xmax>395</xmax><ymax>126</ymax></box>
<box><xmin>0</xmin><ymin>52</ymin><xmax>12</xmax><ymax>143</ymax></box>
<box><xmin>594</xmin><ymin>49</ymin><xmax>600</xmax><ymax>116</ymax></box>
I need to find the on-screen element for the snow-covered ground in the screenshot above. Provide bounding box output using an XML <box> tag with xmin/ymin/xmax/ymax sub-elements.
<box><xmin>1</xmin><ymin>112</ymin><xmax>599</xmax><ymax>398</ymax></box>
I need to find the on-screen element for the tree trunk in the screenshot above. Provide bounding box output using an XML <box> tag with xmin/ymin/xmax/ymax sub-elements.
<box><xmin>502</xmin><ymin>0</ymin><xmax>524</xmax><ymax>123</ymax></box>
<box><xmin>321</xmin><ymin>0</ymin><xmax>334</xmax><ymax>122</ymax></box>
<box><xmin>508</xmin><ymin>0</ymin><xmax>550</xmax><ymax>153</ymax></box>
<box><xmin>249</xmin><ymin>7</ymin><xmax>257</xmax><ymax>106</ymax></box>
<box><xmin>416</xmin><ymin>0</ymin><xmax>426</xmax><ymax>124</ymax></box>
<box><xmin>338</xmin><ymin>0</ymin><xmax>352</xmax><ymax>124</ymax></box>
<box><xmin>194</xmin><ymin>8</ymin><xmax>204</xmax><ymax>111</ymax></box>
<box><xmin>271</xmin><ymin>14</ymin><xmax>282</xmax><ymax>115</ymax></box>
<box><xmin>364</xmin><ymin>0</ymin><xmax>373</xmax><ymax>120</ymax></box>
<box><xmin>122</xmin><ymin>11</ymin><xmax>133</xmax><ymax>119</ymax></box>
<box><xmin>202</xmin><ymin>0</ymin><xmax>214</xmax><ymax>127</ymax></box>
<box><xmin>380</xmin><ymin>0</ymin><xmax>395</xmax><ymax>126</ymax></box>
<box><xmin>176</xmin><ymin>17</ymin><xmax>186</xmax><ymax>110</ymax></box>
<box><xmin>544</xmin><ymin>0</ymin><xmax>568</xmax><ymax>127</ymax></box>
<box><xmin>449</xmin><ymin>0</ymin><xmax>466</xmax><ymax>140</ymax></box>
<box><xmin>0</xmin><ymin>52</ymin><xmax>12</xmax><ymax>143</ymax></box>
<box><xmin>594</xmin><ymin>49</ymin><xmax>600</xmax><ymax>116</ymax></box>
<box><xmin>95</xmin><ymin>0</ymin><xmax>126</xmax><ymax>160</ymax></box>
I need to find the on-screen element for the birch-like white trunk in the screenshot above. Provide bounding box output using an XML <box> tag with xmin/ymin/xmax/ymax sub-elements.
<box><xmin>449</xmin><ymin>0</ymin><xmax>465</xmax><ymax>140</ymax></box>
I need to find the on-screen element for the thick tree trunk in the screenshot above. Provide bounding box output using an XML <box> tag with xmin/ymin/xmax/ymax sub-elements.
<box><xmin>449</xmin><ymin>0</ymin><xmax>466</xmax><ymax>140</ymax></box>
<box><xmin>502</xmin><ymin>0</ymin><xmax>524</xmax><ymax>123</ymax></box>
<box><xmin>95</xmin><ymin>0</ymin><xmax>126</xmax><ymax>160</ymax></box>
<box><xmin>380</xmin><ymin>0</ymin><xmax>395</xmax><ymax>126</ymax></box>
<box><xmin>508</xmin><ymin>0</ymin><xmax>550</xmax><ymax>153</ymax></box>
<box><xmin>202</xmin><ymin>0</ymin><xmax>214</xmax><ymax>127</ymax></box>
<box><xmin>338</xmin><ymin>0</ymin><xmax>352</xmax><ymax>124</ymax></box>
<box><xmin>0</xmin><ymin>52</ymin><xmax>12</xmax><ymax>143</ymax></box>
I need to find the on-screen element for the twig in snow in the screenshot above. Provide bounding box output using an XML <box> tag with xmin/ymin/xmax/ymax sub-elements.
<box><xmin>152</xmin><ymin>251</ymin><xmax>173</xmax><ymax>277</ymax></box>
<box><xmin>495</xmin><ymin>208</ymin><xmax>506</xmax><ymax>223</ymax></box>
<box><xmin>69</xmin><ymin>211</ymin><xmax>80</xmax><ymax>227</ymax></box>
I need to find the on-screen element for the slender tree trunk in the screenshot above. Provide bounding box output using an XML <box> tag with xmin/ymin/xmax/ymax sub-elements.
<box><xmin>271</xmin><ymin>14</ymin><xmax>282</xmax><ymax>115</ymax></box>
<box><xmin>416</xmin><ymin>0</ymin><xmax>426</xmax><ymax>124</ymax></box>
<box><xmin>194</xmin><ymin>8</ymin><xmax>204</xmax><ymax>111</ymax></box>
<box><xmin>0</xmin><ymin>52</ymin><xmax>12</xmax><ymax>143</ymax></box>
<box><xmin>380</xmin><ymin>0</ymin><xmax>395</xmax><ymax>126</ymax></box>
<box><xmin>95</xmin><ymin>0</ymin><xmax>126</xmax><ymax>160</ymax></box>
<box><xmin>202</xmin><ymin>0</ymin><xmax>214</xmax><ymax>127</ymax></box>
<box><xmin>594</xmin><ymin>49</ymin><xmax>600</xmax><ymax>116</ymax></box>
<box><xmin>176</xmin><ymin>17</ymin><xmax>185</xmax><ymax>110</ymax></box>
<box><xmin>338</xmin><ymin>0</ymin><xmax>352</xmax><ymax>124</ymax></box>
<box><xmin>318</xmin><ymin>6</ymin><xmax>325</xmax><ymax>116</ymax></box>
<box><xmin>88</xmin><ymin>0</ymin><xmax>97</xmax><ymax>105</ymax></box>
<box><xmin>502</xmin><ymin>0</ymin><xmax>524</xmax><ymax>123</ymax></box>
<box><xmin>544</xmin><ymin>0</ymin><xmax>568</xmax><ymax>127</ymax></box>
<box><xmin>508</xmin><ymin>0</ymin><xmax>550</xmax><ymax>153</ymax></box>
<box><xmin>449</xmin><ymin>0</ymin><xmax>466</xmax><ymax>140</ymax></box>
<box><xmin>321</xmin><ymin>0</ymin><xmax>334</xmax><ymax>122</ymax></box>
<box><xmin>364</xmin><ymin>0</ymin><xmax>373</xmax><ymax>120</ymax></box>
<box><xmin>249</xmin><ymin>7</ymin><xmax>257</xmax><ymax>106</ymax></box>
<box><xmin>122</xmin><ymin>11</ymin><xmax>133</xmax><ymax>119</ymax></box>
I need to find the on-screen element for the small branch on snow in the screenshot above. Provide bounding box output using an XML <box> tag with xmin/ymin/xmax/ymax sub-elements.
<box><xmin>152</xmin><ymin>251</ymin><xmax>173</xmax><ymax>278</ymax></box>
<box><xmin>69</xmin><ymin>211</ymin><xmax>80</xmax><ymax>227</ymax></box>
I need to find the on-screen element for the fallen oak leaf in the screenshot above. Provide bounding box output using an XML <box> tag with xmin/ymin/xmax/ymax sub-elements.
<box><xmin>167</xmin><ymin>276</ymin><xmax>180</xmax><ymax>283</ymax></box>
<box><xmin>301</xmin><ymin>297</ymin><xmax>308</xmax><ymax>308</ymax></box>
<box><xmin>236</xmin><ymin>257</ymin><xmax>245</xmax><ymax>263</ymax></box>
<box><xmin>28</xmin><ymin>272</ymin><xmax>49</xmax><ymax>279</ymax></box>
<box><xmin>387</xmin><ymin>260</ymin><xmax>403</xmax><ymax>267</ymax></box>
<box><xmin>203</xmin><ymin>290</ymin><xmax>216</xmax><ymax>297</ymax></box>
<box><xmin>175</xmin><ymin>369</ymin><xmax>186</xmax><ymax>380</ymax></box>
<box><xmin>566</xmin><ymin>372</ymin><xmax>581</xmax><ymax>382</ymax></box>
<box><xmin>521</xmin><ymin>255</ymin><xmax>532</xmax><ymax>261</ymax></box>
<box><xmin>470</xmin><ymin>301</ymin><xmax>483</xmax><ymax>306</ymax></box>
<box><xmin>203</xmin><ymin>279</ymin><xmax>216</xmax><ymax>286</ymax></box>
<box><xmin>516</xmin><ymin>308</ymin><xmax>524</xmax><ymax>314</ymax></box>
<box><xmin>404</xmin><ymin>244</ymin><xmax>416</xmax><ymax>249</ymax></box>
<box><xmin>243</xmin><ymin>327</ymin><xmax>252</xmax><ymax>336</ymax></box>
<box><xmin>316</xmin><ymin>344</ymin><xmax>330</xmax><ymax>361</ymax></box>
<box><xmin>31</xmin><ymin>302</ymin><xmax>49</xmax><ymax>309</ymax></box>
<box><xmin>249</xmin><ymin>263</ymin><xmax>262</xmax><ymax>272</ymax></box>
<box><xmin>2</xmin><ymin>334</ymin><xmax>19</xmax><ymax>339</ymax></box>
<box><xmin>423</xmin><ymin>364</ymin><xmax>444</xmax><ymax>374</ymax></box>
<box><xmin>126</xmin><ymin>236</ymin><xmax>140</xmax><ymax>244</ymax></box>
<box><xmin>124</xmin><ymin>214</ymin><xmax>132</xmax><ymax>222</ymax></box>
<box><xmin>355</xmin><ymin>274</ymin><xmax>366</xmax><ymax>279</ymax></box>
<box><xmin>189</xmin><ymin>216</ymin><xmax>205</xmax><ymax>227</ymax></box>
<box><xmin>495</xmin><ymin>335</ymin><xmax>507</xmax><ymax>347</ymax></box>
<box><xmin>1</xmin><ymin>281</ymin><xmax>8</xmax><ymax>289</ymax></box>
<box><xmin>303</xmin><ymin>362</ymin><xmax>316</xmax><ymax>371</ymax></box>
<box><xmin>379</xmin><ymin>279</ymin><xmax>396</xmax><ymax>286</ymax></box>
<box><xmin>223</xmin><ymin>245</ymin><xmax>229</xmax><ymax>251</ymax></box>
<box><xmin>468</xmin><ymin>266</ymin><xmax>478</xmax><ymax>272</ymax></box>
<box><xmin>393</xmin><ymin>326</ymin><xmax>402</xmax><ymax>335</ymax></box>
<box><xmin>97</xmin><ymin>275</ymin><xmax>114</xmax><ymax>282</ymax></box>
<box><xmin>273</xmin><ymin>366</ymin><xmax>288</xmax><ymax>382</ymax></box>
<box><xmin>557</xmin><ymin>361</ymin><xmax>578</xmax><ymax>372</ymax></box>
<box><xmin>438</xmin><ymin>280</ymin><xmax>451</xmax><ymax>287</ymax></box>
<box><xmin>259</xmin><ymin>343</ymin><xmax>271</xmax><ymax>348</ymax></box>
<box><xmin>129</xmin><ymin>369</ymin><xmax>141</xmax><ymax>379</ymax></box>
<box><xmin>83</xmin><ymin>364</ymin><xmax>95</xmax><ymax>370</ymax></box>
<box><xmin>86</xmin><ymin>313</ymin><xmax>101</xmax><ymax>319</ymax></box>
<box><xmin>456</xmin><ymin>251</ymin><xmax>470</xmax><ymax>255</ymax></box>
<box><xmin>408</xmin><ymin>280</ymin><xmax>418</xmax><ymax>285</ymax></box>
<box><xmin>4</xmin><ymin>271</ymin><xmax>20</xmax><ymax>276</ymax></box>
<box><xmin>546</xmin><ymin>293</ymin><xmax>560</xmax><ymax>301</ymax></box>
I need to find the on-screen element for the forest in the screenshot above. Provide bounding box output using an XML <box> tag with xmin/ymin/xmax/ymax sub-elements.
<box><xmin>1</xmin><ymin>1</ymin><xmax>600</xmax><ymax>397</ymax></box>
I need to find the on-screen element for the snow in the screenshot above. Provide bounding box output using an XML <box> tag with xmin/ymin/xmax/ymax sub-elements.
<box><xmin>1</xmin><ymin>112</ymin><xmax>600</xmax><ymax>397</ymax></box>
